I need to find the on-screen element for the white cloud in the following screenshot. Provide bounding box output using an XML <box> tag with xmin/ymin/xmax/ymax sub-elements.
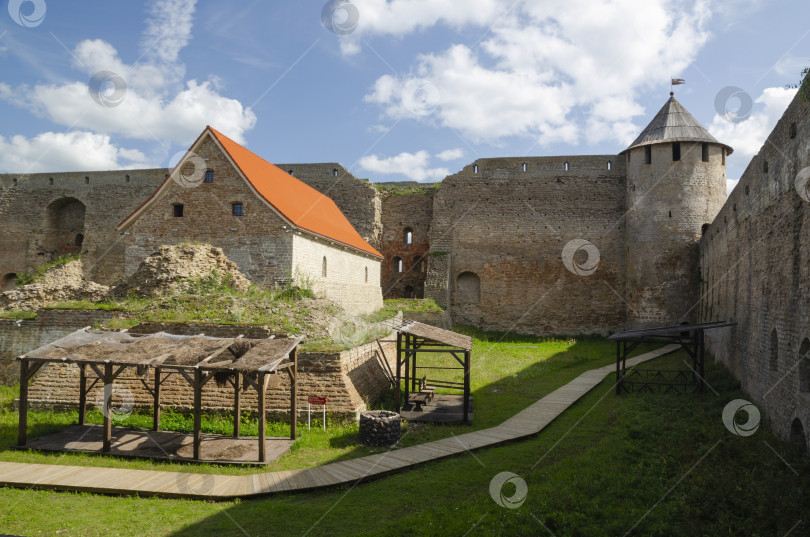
<box><xmin>0</xmin><ymin>0</ymin><xmax>256</xmax><ymax>159</ymax></box>
<box><xmin>359</xmin><ymin>151</ymin><xmax>449</xmax><ymax>182</ymax></box>
<box><xmin>0</xmin><ymin>131</ymin><xmax>150</xmax><ymax>173</ymax></box>
<box><xmin>347</xmin><ymin>0</ymin><xmax>503</xmax><ymax>41</ymax></box>
<box><xmin>363</xmin><ymin>0</ymin><xmax>712</xmax><ymax>147</ymax></box>
<box><xmin>708</xmin><ymin>86</ymin><xmax>797</xmax><ymax>164</ymax></box>
<box><xmin>435</xmin><ymin>148</ymin><xmax>464</xmax><ymax>161</ymax></box>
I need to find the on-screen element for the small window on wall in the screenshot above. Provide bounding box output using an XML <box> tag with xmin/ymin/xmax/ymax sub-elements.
<box><xmin>702</xmin><ymin>143</ymin><xmax>709</xmax><ymax>162</ymax></box>
<box><xmin>722</xmin><ymin>149</ymin><xmax>726</xmax><ymax>166</ymax></box>
<box><xmin>645</xmin><ymin>145</ymin><xmax>652</xmax><ymax>164</ymax></box>
<box><xmin>393</xmin><ymin>257</ymin><xmax>403</xmax><ymax>273</ymax></box>
<box><xmin>204</xmin><ymin>170</ymin><xmax>214</xmax><ymax>183</ymax></box>
<box><xmin>75</xmin><ymin>234</ymin><xmax>84</xmax><ymax>248</ymax></box>
<box><xmin>173</xmin><ymin>204</ymin><xmax>184</xmax><ymax>217</ymax></box>
<box><xmin>232</xmin><ymin>203</ymin><xmax>243</xmax><ymax>216</ymax></box>
<box><xmin>404</xmin><ymin>228</ymin><xmax>413</xmax><ymax>245</ymax></box>
<box><xmin>322</xmin><ymin>256</ymin><xmax>327</xmax><ymax>278</ymax></box>
<box><xmin>672</xmin><ymin>142</ymin><xmax>681</xmax><ymax>161</ymax></box>
<box><xmin>365</xmin><ymin>267</ymin><xmax>368</xmax><ymax>283</ymax></box>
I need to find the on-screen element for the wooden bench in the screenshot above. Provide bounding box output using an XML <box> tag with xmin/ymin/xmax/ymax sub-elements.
<box><xmin>418</xmin><ymin>376</ymin><xmax>435</xmax><ymax>403</ymax></box>
<box><xmin>410</xmin><ymin>393</ymin><xmax>429</xmax><ymax>411</ymax></box>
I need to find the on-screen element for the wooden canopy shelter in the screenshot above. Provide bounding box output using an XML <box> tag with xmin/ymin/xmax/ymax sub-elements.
<box><xmin>608</xmin><ymin>321</ymin><xmax>735</xmax><ymax>394</ymax></box>
<box><xmin>17</xmin><ymin>328</ymin><xmax>302</xmax><ymax>463</ymax></box>
<box><xmin>394</xmin><ymin>321</ymin><xmax>473</xmax><ymax>423</ymax></box>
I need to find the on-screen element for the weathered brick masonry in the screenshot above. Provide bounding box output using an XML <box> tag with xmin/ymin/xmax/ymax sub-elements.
<box><xmin>700</xmin><ymin>90</ymin><xmax>810</xmax><ymax>448</ymax></box>
<box><xmin>426</xmin><ymin>156</ymin><xmax>628</xmax><ymax>335</ymax></box>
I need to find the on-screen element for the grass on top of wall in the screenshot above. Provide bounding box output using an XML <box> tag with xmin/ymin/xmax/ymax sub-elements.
<box><xmin>0</xmin><ymin>329</ymin><xmax>654</xmax><ymax>476</ymax></box>
<box><xmin>0</xmin><ymin>343</ymin><xmax>807</xmax><ymax>536</ymax></box>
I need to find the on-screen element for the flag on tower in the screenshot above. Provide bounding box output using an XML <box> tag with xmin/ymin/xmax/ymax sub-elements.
<box><xmin>671</xmin><ymin>78</ymin><xmax>686</xmax><ymax>85</ymax></box>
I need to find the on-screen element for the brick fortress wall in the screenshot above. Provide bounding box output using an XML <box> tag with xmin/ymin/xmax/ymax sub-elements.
<box><xmin>0</xmin><ymin>170</ymin><xmax>167</xmax><ymax>285</ymax></box>
<box><xmin>700</xmin><ymin>90</ymin><xmax>810</xmax><ymax>446</ymax></box>
<box><xmin>426</xmin><ymin>156</ymin><xmax>628</xmax><ymax>336</ymax></box>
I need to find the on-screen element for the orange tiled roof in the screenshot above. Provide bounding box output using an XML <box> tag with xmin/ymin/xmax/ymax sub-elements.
<box><xmin>120</xmin><ymin>127</ymin><xmax>381</xmax><ymax>259</ymax></box>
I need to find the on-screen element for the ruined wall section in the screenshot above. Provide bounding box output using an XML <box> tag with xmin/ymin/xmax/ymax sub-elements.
<box><xmin>427</xmin><ymin>156</ymin><xmax>627</xmax><ymax>335</ymax></box>
<box><xmin>380</xmin><ymin>193</ymin><xmax>433</xmax><ymax>298</ymax></box>
<box><xmin>277</xmin><ymin>163</ymin><xmax>383</xmax><ymax>249</ymax></box>
<box><xmin>700</xmin><ymin>91</ymin><xmax>810</xmax><ymax>447</ymax></box>
<box><xmin>0</xmin><ymin>170</ymin><xmax>167</xmax><ymax>285</ymax></box>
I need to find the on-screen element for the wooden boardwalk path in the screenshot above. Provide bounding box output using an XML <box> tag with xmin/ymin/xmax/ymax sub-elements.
<box><xmin>0</xmin><ymin>345</ymin><xmax>680</xmax><ymax>500</ymax></box>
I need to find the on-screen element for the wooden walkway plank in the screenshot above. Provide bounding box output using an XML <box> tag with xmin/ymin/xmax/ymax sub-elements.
<box><xmin>0</xmin><ymin>345</ymin><xmax>680</xmax><ymax>499</ymax></box>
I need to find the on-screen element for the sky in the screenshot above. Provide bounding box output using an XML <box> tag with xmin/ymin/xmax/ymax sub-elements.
<box><xmin>0</xmin><ymin>0</ymin><xmax>807</xmax><ymax>193</ymax></box>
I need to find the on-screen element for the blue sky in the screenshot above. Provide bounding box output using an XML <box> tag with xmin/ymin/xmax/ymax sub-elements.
<box><xmin>0</xmin><ymin>0</ymin><xmax>807</xmax><ymax>191</ymax></box>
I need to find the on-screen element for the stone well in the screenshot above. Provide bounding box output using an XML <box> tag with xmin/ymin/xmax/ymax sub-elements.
<box><xmin>358</xmin><ymin>410</ymin><xmax>401</xmax><ymax>446</ymax></box>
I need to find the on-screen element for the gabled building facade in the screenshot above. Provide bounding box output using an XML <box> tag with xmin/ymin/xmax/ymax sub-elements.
<box><xmin>118</xmin><ymin>127</ymin><xmax>383</xmax><ymax>314</ymax></box>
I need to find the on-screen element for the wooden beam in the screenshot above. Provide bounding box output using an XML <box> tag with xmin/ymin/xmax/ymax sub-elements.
<box><xmin>17</xmin><ymin>359</ymin><xmax>28</xmax><ymax>446</ymax></box>
<box><xmin>463</xmin><ymin>350</ymin><xmax>470</xmax><ymax>424</ymax></box>
<box><xmin>78</xmin><ymin>363</ymin><xmax>87</xmax><ymax>426</ymax></box>
<box><xmin>193</xmin><ymin>369</ymin><xmax>202</xmax><ymax>460</ymax></box>
<box><xmin>153</xmin><ymin>367</ymin><xmax>161</xmax><ymax>431</ymax></box>
<box><xmin>290</xmin><ymin>346</ymin><xmax>298</xmax><ymax>441</ymax></box>
<box><xmin>395</xmin><ymin>331</ymin><xmax>402</xmax><ymax>413</ymax></box>
<box><xmin>233</xmin><ymin>371</ymin><xmax>241</xmax><ymax>438</ymax></box>
<box><xmin>258</xmin><ymin>371</ymin><xmax>266</xmax><ymax>463</ymax></box>
<box><xmin>102</xmin><ymin>363</ymin><xmax>113</xmax><ymax>453</ymax></box>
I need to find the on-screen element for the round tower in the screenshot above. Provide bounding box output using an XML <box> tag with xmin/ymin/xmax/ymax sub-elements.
<box><xmin>624</xmin><ymin>93</ymin><xmax>731</xmax><ymax>328</ymax></box>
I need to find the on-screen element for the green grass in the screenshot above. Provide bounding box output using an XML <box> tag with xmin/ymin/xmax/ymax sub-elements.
<box><xmin>0</xmin><ymin>347</ymin><xmax>806</xmax><ymax>536</ymax></box>
<box><xmin>364</xmin><ymin>298</ymin><xmax>444</xmax><ymax>322</ymax></box>
<box><xmin>0</xmin><ymin>310</ymin><xmax>37</xmax><ymax>320</ymax></box>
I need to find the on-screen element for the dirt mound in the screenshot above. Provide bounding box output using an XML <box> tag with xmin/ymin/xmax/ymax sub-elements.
<box><xmin>111</xmin><ymin>244</ymin><xmax>250</xmax><ymax>298</ymax></box>
<box><xmin>0</xmin><ymin>259</ymin><xmax>109</xmax><ymax>311</ymax></box>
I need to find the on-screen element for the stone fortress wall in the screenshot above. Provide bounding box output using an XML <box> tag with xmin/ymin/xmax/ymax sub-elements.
<box><xmin>699</xmin><ymin>89</ymin><xmax>810</xmax><ymax>448</ymax></box>
<box><xmin>0</xmin><ymin>169</ymin><xmax>167</xmax><ymax>286</ymax></box>
<box><xmin>426</xmin><ymin>156</ymin><xmax>628</xmax><ymax>335</ymax></box>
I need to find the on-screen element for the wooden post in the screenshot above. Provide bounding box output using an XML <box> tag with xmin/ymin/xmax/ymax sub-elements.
<box><xmin>411</xmin><ymin>337</ymin><xmax>417</xmax><ymax>393</ymax></box>
<box><xmin>17</xmin><ymin>359</ymin><xmax>29</xmax><ymax>446</ymax></box>
<box><xmin>615</xmin><ymin>341</ymin><xmax>621</xmax><ymax>395</ymax></box>
<box><xmin>153</xmin><ymin>367</ymin><xmax>161</xmax><ymax>431</ymax></box>
<box><xmin>103</xmin><ymin>363</ymin><xmax>112</xmax><ymax>453</ymax></box>
<box><xmin>78</xmin><ymin>363</ymin><xmax>87</xmax><ymax>426</ymax></box>
<box><xmin>290</xmin><ymin>347</ymin><xmax>298</xmax><ymax>440</ymax></box>
<box><xmin>193</xmin><ymin>369</ymin><xmax>202</xmax><ymax>460</ymax></box>
<box><xmin>258</xmin><ymin>372</ymin><xmax>266</xmax><ymax>463</ymax></box>
<box><xmin>698</xmin><ymin>330</ymin><xmax>705</xmax><ymax>393</ymax></box>
<box><xmin>404</xmin><ymin>334</ymin><xmax>411</xmax><ymax>406</ymax></box>
<box><xmin>233</xmin><ymin>372</ymin><xmax>241</xmax><ymax>438</ymax></box>
<box><xmin>395</xmin><ymin>331</ymin><xmax>402</xmax><ymax>413</ymax></box>
<box><xmin>463</xmin><ymin>350</ymin><xmax>471</xmax><ymax>424</ymax></box>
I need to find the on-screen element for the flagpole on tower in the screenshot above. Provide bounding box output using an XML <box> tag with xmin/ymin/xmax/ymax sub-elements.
<box><xmin>671</xmin><ymin>77</ymin><xmax>686</xmax><ymax>96</ymax></box>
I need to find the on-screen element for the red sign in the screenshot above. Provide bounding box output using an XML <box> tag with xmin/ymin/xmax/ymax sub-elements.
<box><xmin>308</xmin><ymin>396</ymin><xmax>327</xmax><ymax>405</ymax></box>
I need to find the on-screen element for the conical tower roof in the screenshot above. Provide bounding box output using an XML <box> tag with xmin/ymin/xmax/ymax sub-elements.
<box><xmin>624</xmin><ymin>94</ymin><xmax>733</xmax><ymax>155</ymax></box>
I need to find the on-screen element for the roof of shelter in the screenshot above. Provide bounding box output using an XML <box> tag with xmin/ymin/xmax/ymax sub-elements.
<box><xmin>119</xmin><ymin>127</ymin><xmax>382</xmax><ymax>259</ymax></box>
<box><xmin>399</xmin><ymin>321</ymin><xmax>473</xmax><ymax>350</ymax></box>
<box><xmin>624</xmin><ymin>95</ymin><xmax>733</xmax><ymax>155</ymax></box>
<box><xmin>20</xmin><ymin>329</ymin><xmax>302</xmax><ymax>374</ymax></box>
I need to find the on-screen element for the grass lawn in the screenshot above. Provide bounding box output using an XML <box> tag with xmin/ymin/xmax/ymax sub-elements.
<box><xmin>0</xmin><ymin>337</ymin><xmax>807</xmax><ymax>536</ymax></box>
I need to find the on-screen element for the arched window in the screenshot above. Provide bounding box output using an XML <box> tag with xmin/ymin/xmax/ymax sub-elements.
<box><xmin>456</xmin><ymin>271</ymin><xmax>480</xmax><ymax>304</ymax></box>
<box><xmin>799</xmin><ymin>338</ymin><xmax>810</xmax><ymax>392</ymax></box>
<box><xmin>393</xmin><ymin>257</ymin><xmax>403</xmax><ymax>273</ymax></box>
<box><xmin>403</xmin><ymin>228</ymin><xmax>413</xmax><ymax>245</ymax></box>
<box><xmin>75</xmin><ymin>233</ymin><xmax>84</xmax><ymax>248</ymax></box>
<box><xmin>769</xmin><ymin>329</ymin><xmax>778</xmax><ymax>371</ymax></box>
<box><xmin>1</xmin><ymin>273</ymin><xmax>18</xmax><ymax>292</ymax></box>
<box><xmin>322</xmin><ymin>256</ymin><xmax>327</xmax><ymax>278</ymax></box>
<box><xmin>333</xmin><ymin>168</ymin><xmax>339</xmax><ymax>177</ymax></box>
